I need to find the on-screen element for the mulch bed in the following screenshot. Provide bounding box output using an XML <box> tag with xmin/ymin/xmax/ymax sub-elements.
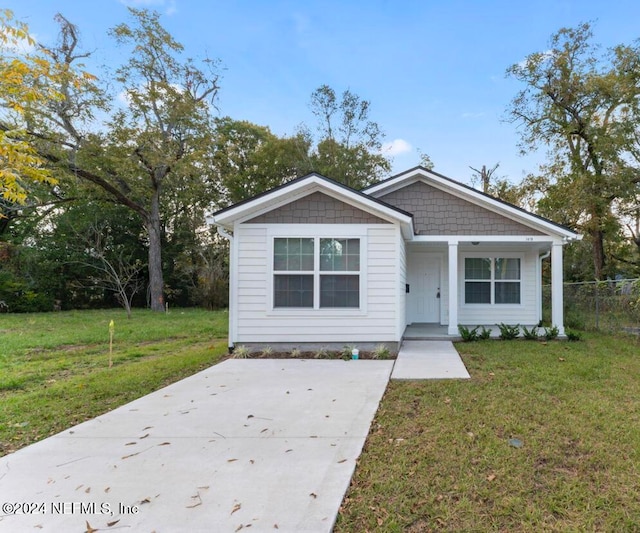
<box><xmin>227</xmin><ymin>350</ymin><xmax>397</xmax><ymax>360</ymax></box>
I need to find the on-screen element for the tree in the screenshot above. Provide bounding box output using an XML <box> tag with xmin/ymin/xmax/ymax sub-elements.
<box><xmin>0</xmin><ymin>10</ymin><xmax>57</xmax><ymax>204</ymax></box>
<box><xmin>212</xmin><ymin>117</ymin><xmax>311</xmax><ymax>205</ymax></box>
<box><xmin>0</xmin><ymin>9</ymin><xmax>221</xmax><ymax>310</ymax></box>
<box><xmin>507</xmin><ymin>23</ymin><xmax>640</xmax><ymax>279</ymax></box>
<box><xmin>469</xmin><ymin>163</ymin><xmax>526</xmax><ymax>206</ymax></box>
<box><xmin>306</xmin><ymin>85</ymin><xmax>390</xmax><ymax>189</ymax></box>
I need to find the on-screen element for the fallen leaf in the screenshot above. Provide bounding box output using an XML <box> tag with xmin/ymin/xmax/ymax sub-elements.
<box><xmin>227</xmin><ymin>458</ymin><xmax>238</xmax><ymax>463</ymax></box>
<box><xmin>309</xmin><ymin>493</ymin><xmax>317</xmax><ymax>499</ymax></box>
<box><xmin>85</xmin><ymin>487</ymin><xmax>91</xmax><ymax>493</ymax></box>
<box><xmin>142</xmin><ymin>426</ymin><xmax>153</xmax><ymax>430</ymax></box>
<box><xmin>139</xmin><ymin>433</ymin><xmax>150</xmax><ymax>439</ymax></box>
<box><xmin>260</xmin><ymin>428</ymin><xmax>268</xmax><ymax>433</ymax></box>
<box><xmin>285</xmin><ymin>449</ymin><xmax>293</xmax><ymax>453</ymax></box>
<box><xmin>444</xmin><ymin>398</ymin><xmax>451</xmax><ymax>404</ymax></box>
<box><xmin>140</xmin><ymin>498</ymin><xmax>151</xmax><ymax>504</ymax></box>
<box><xmin>235</xmin><ymin>526</ymin><xmax>243</xmax><ymax>532</ymax></box>
<box><xmin>125</xmin><ymin>442</ymin><xmax>137</xmax><ymax>446</ymax></box>
<box><xmin>488</xmin><ymin>372</ymin><xmax>495</xmax><ymax>377</ymax></box>
<box><xmin>157</xmin><ymin>442</ymin><xmax>171</xmax><ymax>446</ymax></box>
<box><xmin>487</xmin><ymin>473</ymin><xmax>496</xmax><ymax>482</ymax></box>
<box><xmin>107</xmin><ymin>519</ymin><xmax>120</xmax><ymax>527</ymax></box>
<box><xmin>186</xmin><ymin>492</ymin><xmax>202</xmax><ymax>509</ymax></box>
<box><xmin>249</xmin><ymin>460</ymin><xmax>255</xmax><ymax>464</ymax></box>
<box><xmin>436</xmin><ymin>494</ymin><xmax>444</xmax><ymax>502</ymax></box>
<box><xmin>122</xmin><ymin>452</ymin><xmax>140</xmax><ymax>459</ymax></box>
<box><xmin>231</xmin><ymin>503</ymin><xmax>241</xmax><ymax>515</ymax></box>
<box><xmin>85</xmin><ymin>521</ymin><xmax>98</xmax><ymax>533</ymax></box>
<box><xmin>247</xmin><ymin>415</ymin><xmax>254</xmax><ymax>419</ymax></box>
<box><xmin>104</xmin><ymin>487</ymin><xmax>110</xmax><ymax>493</ymax></box>
<box><xmin>337</xmin><ymin>459</ymin><xmax>347</xmax><ymax>464</ymax></box>
<box><xmin>559</xmin><ymin>357</ymin><xmax>566</xmax><ymax>362</ymax></box>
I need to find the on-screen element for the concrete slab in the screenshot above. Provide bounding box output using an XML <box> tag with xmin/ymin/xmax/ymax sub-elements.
<box><xmin>0</xmin><ymin>358</ymin><xmax>393</xmax><ymax>533</ymax></box>
<box><xmin>392</xmin><ymin>340</ymin><xmax>471</xmax><ymax>380</ymax></box>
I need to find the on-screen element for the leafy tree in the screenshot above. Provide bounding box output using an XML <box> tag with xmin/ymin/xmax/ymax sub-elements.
<box><xmin>212</xmin><ymin>117</ymin><xmax>311</xmax><ymax>205</ymax></box>
<box><xmin>0</xmin><ymin>9</ymin><xmax>221</xmax><ymax>310</ymax></box>
<box><xmin>507</xmin><ymin>23</ymin><xmax>640</xmax><ymax>279</ymax></box>
<box><xmin>0</xmin><ymin>10</ymin><xmax>58</xmax><ymax>204</ymax></box>
<box><xmin>305</xmin><ymin>84</ymin><xmax>390</xmax><ymax>189</ymax></box>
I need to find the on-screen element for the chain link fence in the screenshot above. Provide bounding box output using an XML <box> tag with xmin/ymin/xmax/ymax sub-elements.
<box><xmin>543</xmin><ymin>279</ymin><xmax>640</xmax><ymax>333</ymax></box>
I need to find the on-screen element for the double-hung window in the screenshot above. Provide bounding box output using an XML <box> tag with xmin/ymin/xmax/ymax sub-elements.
<box><xmin>464</xmin><ymin>257</ymin><xmax>521</xmax><ymax>304</ymax></box>
<box><xmin>273</xmin><ymin>237</ymin><xmax>360</xmax><ymax>309</ymax></box>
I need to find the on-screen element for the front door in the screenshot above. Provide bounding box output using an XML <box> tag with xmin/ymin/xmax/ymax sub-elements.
<box><xmin>407</xmin><ymin>254</ymin><xmax>441</xmax><ymax>323</ymax></box>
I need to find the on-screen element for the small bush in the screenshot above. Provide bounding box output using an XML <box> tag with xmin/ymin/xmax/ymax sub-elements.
<box><xmin>315</xmin><ymin>347</ymin><xmax>329</xmax><ymax>358</ymax></box>
<box><xmin>291</xmin><ymin>348</ymin><xmax>302</xmax><ymax>358</ymax></box>
<box><xmin>544</xmin><ymin>326</ymin><xmax>559</xmax><ymax>340</ymax></box>
<box><xmin>232</xmin><ymin>345</ymin><xmax>250</xmax><ymax>358</ymax></box>
<box><xmin>458</xmin><ymin>325</ymin><xmax>479</xmax><ymax>342</ymax></box>
<box><xmin>478</xmin><ymin>326</ymin><xmax>492</xmax><ymax>340</ymax></box>
<box><xmin>566</xmin><ymin>329</ymin><xmax>583</xmax><ymax>342</ymax></box>
<box><xmin>341</xmin><ymin>344</ymin><xmax>357</xmax><ymax>358</ymax></box>
<box><xmin>521</xmin><ymin>325</ymin><xmax>539</xmax><ymax>340</ymax></box>
<box><xmin>497</xmin><ymin>323</ymin><xmax>520</xmax><ymax>340</ymax></box>
<box><xmin>372</xmin><ymin>344</ymin><xmax>390</xmax><ymax>359</ymax></box>
<box><xmin>261</xmin><ymin>346</ymin><xmax>273</xmax><ymax>357</ymax></box>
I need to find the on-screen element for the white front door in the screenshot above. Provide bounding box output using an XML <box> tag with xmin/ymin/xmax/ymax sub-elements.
<box><xmin>407</xmin><ymin>254</ymin><xmax>441</xmax><ymax>323</ymax></box>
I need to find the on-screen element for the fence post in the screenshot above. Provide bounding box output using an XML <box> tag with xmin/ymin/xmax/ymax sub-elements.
<box><xmin>594</xmin><ymin>281</ymin><xmax>599</xmax><ymax>330</ymax></box>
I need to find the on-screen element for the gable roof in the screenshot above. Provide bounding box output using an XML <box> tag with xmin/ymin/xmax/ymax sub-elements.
<box><xmin>364</xmin><ymin>166</ymin><xmax>581</xmax><ymax>240</ymax></box>
<box><xmin>208</xmin><ymin>172</ymin><xmax>415</xmax><ymax>238</ymax></box>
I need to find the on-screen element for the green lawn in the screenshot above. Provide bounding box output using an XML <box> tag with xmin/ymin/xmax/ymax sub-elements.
<box><xmin>2</xmin><ymin>312</ymin><xmax>639</xmax><ymax>531</ymax></box>
<box><xmin>0</xmin><ymin>308</ymin><xmax>228</xmax><ymax>455</ymax></box>
<box><xmin>336</xmin><ymin>333</ymin><xmax>640</xmax><ymax>532</ymax></box>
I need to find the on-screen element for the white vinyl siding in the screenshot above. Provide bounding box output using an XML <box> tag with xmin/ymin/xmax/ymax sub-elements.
<box><xmin>234</xmin><ymin>224</ymin><xmax>400</xmax><ymax>343</ymax></box>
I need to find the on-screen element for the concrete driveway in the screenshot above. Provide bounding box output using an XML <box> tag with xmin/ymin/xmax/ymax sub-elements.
<box><xmin>0</xmin><ymin>358</ymin><xmax>393</xmax><ymax>532</ymax></box>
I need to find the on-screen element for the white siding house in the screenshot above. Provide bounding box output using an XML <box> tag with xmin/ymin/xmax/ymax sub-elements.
<box><xmin>209</xmin><ymin>167</ymin><xmax>581</xmax><ymax>350</ymax></box>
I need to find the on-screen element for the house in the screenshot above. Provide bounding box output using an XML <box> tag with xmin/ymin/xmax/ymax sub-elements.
<box><xmin>208</xmin><ymin>166</ymin><xmax>581</xmax><ymax>350</ymax></box>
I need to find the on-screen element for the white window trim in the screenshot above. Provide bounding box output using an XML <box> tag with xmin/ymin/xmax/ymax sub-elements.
<box><xmin>266</xmin><ymin>225</ymin><xmax>368</xmax><ymax>316</ymax></box>
<box><xmin>460</xmin><ymin>252</ymin><xmax>524</xmax><ymax>308</ymax></box>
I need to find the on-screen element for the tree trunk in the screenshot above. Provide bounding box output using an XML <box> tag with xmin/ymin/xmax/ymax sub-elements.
<box><xmin>147</xmin><ymin>189</ymin><xmax>165</xmax><ymax>311</ymax></box>
<box><xmin>592</xmin><ymin>228</ymin><xmax>605</xmax><ymax>280</ymax></box>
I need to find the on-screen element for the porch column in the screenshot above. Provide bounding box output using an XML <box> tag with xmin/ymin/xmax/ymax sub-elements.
<box><xmin>448</xmin><ymin>242</ymin><xmax>459</xmax><ymax>335</ymax></box>
<box><xmin>551</xmin><ymin>242</ymin><xmax>565</xmax><ymax>336</ymax></box>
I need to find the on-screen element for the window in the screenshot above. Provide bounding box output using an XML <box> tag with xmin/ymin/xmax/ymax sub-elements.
<box><xmin>273</xmin><ymin>237</ymin><xmax>360</xmax><ymax>309</ymax></box>
<box><xmin>464</xmin><ymin>257</ymin><xmax>521</xmax><ymax>304</ymax></box>
<box><xmin>320</xmin><ymin>238</ymin><xmax>360</xmax><ymax>308</ymax></box>
<box><xmin>273</xmin><ymin>238</ymin><xmax>314</xmax><ymax>308</ymax></box>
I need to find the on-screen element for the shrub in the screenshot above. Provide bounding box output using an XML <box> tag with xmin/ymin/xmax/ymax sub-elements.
<box><xmin>261</xmin><ymin>346</ymin><xmax>273</xmax><ymax>357</ymax></box>
<box><xmin>543</xmin><ymin>325</ymin><xmax>559</xmax><ymax>340</ymax></box>
<box><xmin>232</xmin><ymin>345</ymin><xmax>250</xmax><ymax>358</ymax></box>
<box><xmin>497</xmin><ymin>323</ymin><xmax>520</xmax><ymax>340</ymax></box>
<box><xmin>372</xmin><ymin>344</ymin><xmax>390</xmax><ymax>359</ymax></box>
<box><xmin>478</xmin><ymin>326</ymin><xmax>492</xmax><ymax>340</ymax></box>
<box><xmin>458</xmin><ymin>325</ymin><xmax>479</xmax><ymax>342</ymax></box>
<box><xmin>521</xmin><ymin>325</ymin><xmax>539</xmax><ymax>340</ymax></box>
<box><xmin>315</xmin><ymin>347</ymin><xmax>329</xmax><ymax>358</ymax></box>
<box><xmin>341</xmin><ymin>344</ymin><xmax>357</xmax><ymax>358</ymax></box>
<box><xmin>566</xmin><ymin>329</ymin><xmax>583</xmax><ymax>342</ymax></box>
<box><xmin>291</xmin><ymin>348</ymin><xmax>302</xmax><ymax>358</ymax></box>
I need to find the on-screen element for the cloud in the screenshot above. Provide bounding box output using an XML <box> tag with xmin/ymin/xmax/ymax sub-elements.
<box><xmin>381</xmin><ymin>139</ymin><xmax>412</xmax><ymax>156</ymax></box>
<box><xmin>517</xmin><ymin>49</ymin><xmax>554</xmax><ymax>70</ymax></box>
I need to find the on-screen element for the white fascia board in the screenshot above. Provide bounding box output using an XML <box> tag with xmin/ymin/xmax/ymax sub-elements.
<box><xmin>366</xmin><ymin>168</ymin><xmax>580</xmax><ymax>241</ymax></box>
<box><xmin>412</xmin><ymin>235</ymin><xmax>565</xmax><ymax>244</ymax></box>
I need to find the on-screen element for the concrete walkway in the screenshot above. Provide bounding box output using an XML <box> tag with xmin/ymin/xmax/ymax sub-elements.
<box><xmin>392</xmin><ymin>340</ymin><xmax>471</xmax><ymax>380</ymax></box>
<box><xmin>0</xmin><ymin>359</ymin><xmax>393</xmax><ymax>533</ymax></box>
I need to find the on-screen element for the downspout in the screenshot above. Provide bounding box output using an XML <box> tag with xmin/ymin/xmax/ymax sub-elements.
<box><xmin>217</xmin><ymin>226</ymin><xmax>235</xmax><ymax>352</ymax></box>
<box><xmin>538</xmin><ymin>249</ymin><xmax>551</xmax><ymax>325</ymax></box>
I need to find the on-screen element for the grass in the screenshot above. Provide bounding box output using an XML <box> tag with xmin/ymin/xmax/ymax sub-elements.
<box><xmin>336</xmin><ymin>333</ymin><xmax>640</xmax><ymax>532</ymax></box>
<box><xmin>0</xmin><ymin>308</ymin><xmax>228</xmax><ymax>455</ymax></box>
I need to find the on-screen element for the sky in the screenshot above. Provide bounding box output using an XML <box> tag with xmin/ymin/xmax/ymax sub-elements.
<box><xmin>4</xmin><ymin>0</ymin><xmax>640</xmax><ymax>186</ymax></box>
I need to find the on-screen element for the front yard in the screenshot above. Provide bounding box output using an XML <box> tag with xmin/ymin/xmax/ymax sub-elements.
<box><xmin>336</xmin><ymin>333</ymin><xmax>640</xmax><ymax>531</ymax></box>
<box><xmin>2</xmin><ymin>310</ymin><xmax>639</xmax><ymax>530</ymax></box>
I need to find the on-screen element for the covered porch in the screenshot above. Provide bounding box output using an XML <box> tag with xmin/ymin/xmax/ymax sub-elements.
<box><xmin>403</xmin><ymin>237</ymin><xmax>567</xmax><ymax>337</ymax></box>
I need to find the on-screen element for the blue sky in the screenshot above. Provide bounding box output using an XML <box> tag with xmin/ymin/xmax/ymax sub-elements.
<box><xmin>5</xmin><ymin>0</ymin><xmax>640</xmax><ymax>186</ymax></box>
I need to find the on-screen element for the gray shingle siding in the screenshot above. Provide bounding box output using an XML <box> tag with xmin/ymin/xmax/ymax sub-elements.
<box><xmin>378</xmin><ymin>181</ymin><xmax>544</xmax><ymax>236</ymax></box>
<box><xmin>245</xmin><ymin>191</ymin><xmax>389</xmax><ymax>224</ymax></box>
